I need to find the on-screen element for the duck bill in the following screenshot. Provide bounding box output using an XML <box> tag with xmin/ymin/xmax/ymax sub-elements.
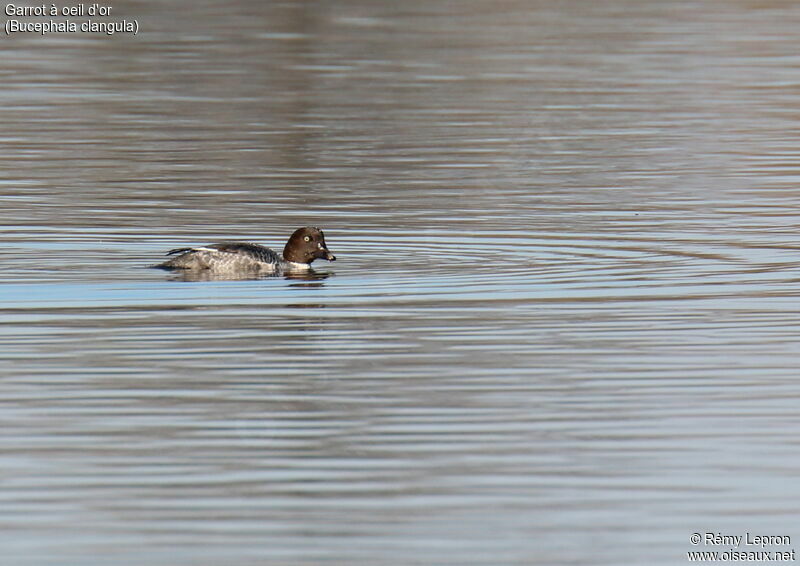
<box><xmin>322</xmin><ymin>249</ymin><xmax>336</xmax><ymax>261</ymax></box>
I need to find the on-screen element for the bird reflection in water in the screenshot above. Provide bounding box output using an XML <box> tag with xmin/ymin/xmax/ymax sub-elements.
<box><xmin>163</xmin><ymin>269</ymin><xmax>332</xmax><ymax>284</ymax></box>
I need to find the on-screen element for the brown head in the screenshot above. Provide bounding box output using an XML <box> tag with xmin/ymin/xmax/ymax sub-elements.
<box><xmin>282</xmin><ymin>226</ymin><xmax>336</xmax><ymax>265</ymax></box>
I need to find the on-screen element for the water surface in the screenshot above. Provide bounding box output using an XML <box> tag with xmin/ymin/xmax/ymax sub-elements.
<box><xmin>2</xmin><ymin>1</ymin><xmax>800</xmax><ymax>564</ymax></box>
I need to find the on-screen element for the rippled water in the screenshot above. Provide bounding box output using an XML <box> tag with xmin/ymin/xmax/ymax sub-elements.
<box><xmin>2</xmin><ymin>1</ymin><xmax>800</xmax><ymax>564</ymax></box>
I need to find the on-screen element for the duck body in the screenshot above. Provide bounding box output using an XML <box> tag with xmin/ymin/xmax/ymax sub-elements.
<box><xmin>155</xmin><ymin>227</ymin><xmax>336</xmax><ymax>274</ymax></box>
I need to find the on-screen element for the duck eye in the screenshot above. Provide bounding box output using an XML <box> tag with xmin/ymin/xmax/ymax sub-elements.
<box><xmin>304</xmin><ymin>236</ymin><xmax>311</xmax><ymax>242</ymax></box>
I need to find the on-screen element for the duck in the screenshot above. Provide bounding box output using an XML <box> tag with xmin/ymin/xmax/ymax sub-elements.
<box><xmin>155</xmin><ymin>226</ymin><xmax>336</xmax><ymax>273</ymax></box>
